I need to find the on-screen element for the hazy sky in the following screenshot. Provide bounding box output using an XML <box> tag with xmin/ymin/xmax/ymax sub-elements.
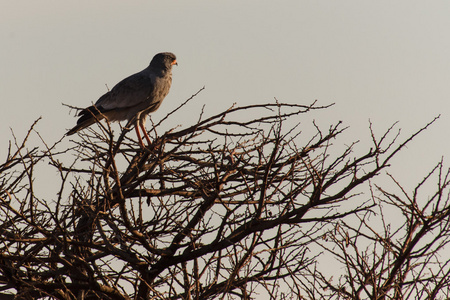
<box><xmin>2</xmin><ymin>1</ymin><xmax>450</xmax><ymax>188</ymax></box>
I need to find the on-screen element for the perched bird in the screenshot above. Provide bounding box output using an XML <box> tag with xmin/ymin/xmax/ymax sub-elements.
<box><xmin>67</xmin><ymin>52</ymin><xmax>177</xmax><ymax>147</ymax></box>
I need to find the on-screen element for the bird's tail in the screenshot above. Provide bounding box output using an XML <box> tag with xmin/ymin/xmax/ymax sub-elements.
<box><xmin>66</xmin><ymin>105</ymin><xmax>106</xmax><ymax>136</ymax></box>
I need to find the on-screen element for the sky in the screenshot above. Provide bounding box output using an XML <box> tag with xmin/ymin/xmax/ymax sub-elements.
<box><xmin>1</xmin><ymin>1</ymin><xmax>450</xmax><ymax>296</ymax></box>
<box><xmin>1</xmin><ymin>1</ymin><xmax>449</xmax><ymax>192</ymax></box>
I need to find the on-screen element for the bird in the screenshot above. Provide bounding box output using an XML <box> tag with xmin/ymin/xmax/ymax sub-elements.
<box><xmin>67</xmin><ymin>52</ymin><xmax>177</xmax><ymax>147</ymax></box>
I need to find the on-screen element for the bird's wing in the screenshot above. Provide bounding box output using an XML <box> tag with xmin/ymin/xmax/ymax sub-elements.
<box><xmin>96</xmin><ymin>70</ymin><xmax>155</xmax><ymax>111</ymax></box>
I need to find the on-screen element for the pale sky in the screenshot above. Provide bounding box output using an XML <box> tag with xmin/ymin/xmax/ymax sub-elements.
<box><xmin>2</xmin><ymin>1</ymin><xmax>450</xmax><ymax>188</ymax></box>
<box><xmin>2</xmin><ymin>2</ymin><xmax>450</xmax><ymax>297</ymax></box>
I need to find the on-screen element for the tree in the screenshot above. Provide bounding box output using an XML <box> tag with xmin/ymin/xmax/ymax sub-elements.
<box><xmin>0</xmin><ymin>90</ymin><xmax>448</xmax><ymax>299</ymax></box>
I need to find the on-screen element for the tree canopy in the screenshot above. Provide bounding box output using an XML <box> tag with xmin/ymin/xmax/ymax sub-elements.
<box><xmin>0</xmin><ymin>91</ymin><xmax>449</xmax><ymax>299</ymax></box>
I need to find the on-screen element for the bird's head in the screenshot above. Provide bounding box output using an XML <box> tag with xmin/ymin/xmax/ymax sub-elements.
<box><xmin>150</xmin><ymin>52</ymin><xmax>177</xmax><ymax>70</ymax></box>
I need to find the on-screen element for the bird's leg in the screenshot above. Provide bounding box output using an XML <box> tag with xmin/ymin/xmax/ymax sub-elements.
<box><xmin>140</xmin><ymin>123</ymin><xmax>152</xmax><ymax>145</ymax></box>
<box><xmin>135</xmin><ymin>125</ymin><xmax>145</xmax><ymax>148</ymax></box>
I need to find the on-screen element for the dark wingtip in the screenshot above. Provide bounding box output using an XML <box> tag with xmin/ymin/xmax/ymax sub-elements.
<box><xmin>77</xmin><ymin>105</ymin><xmax>105</xmax><ymax>125</ymax></box>
<box><xmin>66</xmin><ymin>105</ymin><xmax>107</xmax><ymax>136</ymax></box>
<box><xmin>66</xmin><ymin>128</ymin><xmax>77</xmax><ymax>136</ymax></box>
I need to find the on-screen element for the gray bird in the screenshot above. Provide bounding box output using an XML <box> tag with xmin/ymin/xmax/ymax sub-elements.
<box><xmin>67</xmin><ymin>52</ymin><xmax>177</xmax><ymax>147</ymax></box>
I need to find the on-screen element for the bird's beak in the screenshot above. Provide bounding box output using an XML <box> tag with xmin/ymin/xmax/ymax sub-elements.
<box><xmin>172</xmin><ymin>60</ymin><xmax>178</xmax><ymax>66</ymax></box>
